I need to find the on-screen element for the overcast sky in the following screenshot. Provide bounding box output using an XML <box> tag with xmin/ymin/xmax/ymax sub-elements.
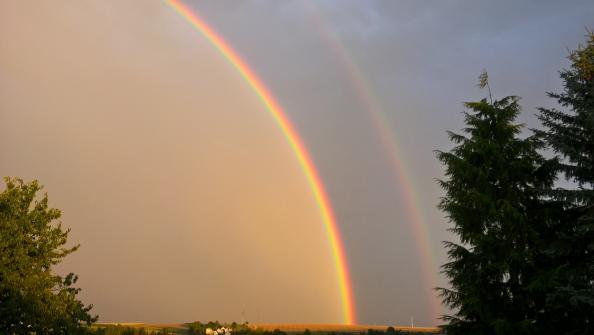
<box><xmin>1</xmin><ymin>0</ymin><xmax>593</xmax><ymax>327</ymax></box>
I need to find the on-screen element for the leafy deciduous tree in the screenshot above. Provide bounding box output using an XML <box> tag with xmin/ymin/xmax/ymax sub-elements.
<box><xmin>0</xmin><ymin>177</ymin><xmax>97</xmax><ymax>334</ymax></box>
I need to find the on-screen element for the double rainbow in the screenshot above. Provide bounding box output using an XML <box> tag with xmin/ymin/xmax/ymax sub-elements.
<box><xmin>303</xmin><ymin>3</ymin><xmax>441</xmax><ymax>321</ymax></box>
<box><xmin>165</xmin><ymin>0</ymin><xmax>356</xmax><ymax>325</ymax></box>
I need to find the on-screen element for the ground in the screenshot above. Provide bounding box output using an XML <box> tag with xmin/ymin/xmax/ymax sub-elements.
<box><xmin>94</xmin><ymin>323</ymin><xmax>441</xmax><ymax>334</ymax></box>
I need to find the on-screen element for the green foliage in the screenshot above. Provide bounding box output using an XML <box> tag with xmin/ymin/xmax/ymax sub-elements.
<box><xmin>477</xmin><ymin>69</ymin><xmax>493</xmax><ymax>104</ymax></box>
<box><xmin>0</xmin><ymin>177</ymin><xmax>97</xmax><ymax>334</ymax></box>
<box><xmin>477</xmin><ymin>70</ymin><xmax>489</xmax><ymax>90</ymax></box>
<box><xmin>436</xmin><ymin>92</ymin><xmax>556</xmax><ymax>334</ymax></box>
<box><xmin>358</xmin><ymin>330</ymin><xmax>405</xmax><ymax>335</ymax></box>
<box><xmin>532</xmin><ymin>30</ymin><xmax>594</xmax><ymax>335</ymax></box>
<box><xmin>385</xmin><ymin>327</ymin><xmax>402</xmax><ymax>335</ymax></box>
<box><xmin>536</xmin><ymin>30</ymin><xmax>594</xmax><ymax>204</ymax></box>
<box><xmin>188</xmin><ymin>321</ymin><xmax>252</xmax><ymax>335</ymax></box>
<box><xmin>92</xmin><ymin>326</ymin><xmax>146</xmax><ymax>335</ymax></box>
<box><xmin>367</xmin><ymin>329</ymin><xmax>387</xmax><ymax>335</ymax></box>
<box><xmin>438</xmin><ymin>32</ymin><xmax>594</xmax><ymax>335</ymax></box>
<box><xmin>92</xmin><ymin>325</ymin><xmax>178</xmax><ymax>335</ymax></box>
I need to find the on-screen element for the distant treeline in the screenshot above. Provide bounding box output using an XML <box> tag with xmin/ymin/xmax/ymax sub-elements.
<box><xmin>187</xmin><ymin>322</ymin><xmax>433</xmax><ymax>335</ymax></box>
<box><xmin>91</xmin><ymin>323</ymin><xmax>435</xmax><ymax>335</ymax></box>
<box><xmin>92</xmin><ymin>325</ymin><xmax>174</xmax><ymax>335</ymax></box>
<box><xmin>187</xmin><ymin>321</ymin><xmax>250</xmax><ymax>334</ymax></box>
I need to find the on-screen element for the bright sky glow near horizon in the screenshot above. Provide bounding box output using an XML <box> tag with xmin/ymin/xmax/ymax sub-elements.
<box><xmin>1</xmin><ymin>0</ymin><xmax>593</xmax><ymax>327</ymax></box>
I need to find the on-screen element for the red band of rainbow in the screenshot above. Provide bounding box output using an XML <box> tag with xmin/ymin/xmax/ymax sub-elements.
<box><xmin>165</xmin><ymin>0</ymin><xmax>356</xmax><ymax>325</ymax></box>
<box><xmin>303</xmin><ymin>3</ymin><xmax>442</xmax><ymax>322</ymax></box>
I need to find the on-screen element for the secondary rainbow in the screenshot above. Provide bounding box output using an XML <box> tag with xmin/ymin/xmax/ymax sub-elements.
<box><xmin>303</xmin><ymin>3</ymin><xmax>441</xmax><ymax>322</ymax></box>
<box><xmin>165</xmin><ymin>0</ymin><xmax>356</xmax><ymax>325</ymax></box>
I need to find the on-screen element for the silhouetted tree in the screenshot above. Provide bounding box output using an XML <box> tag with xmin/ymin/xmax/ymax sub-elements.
<box><xmin>436</xmin><ymin>76</ymin><xmax>555</xmax><ymax>334</ymax></box>
<box><xmin>0</xmin><ymin>177</ymin><xmax>97</xmax><ymax>334</ymax></box>
<box><xmin>537</xmin><ymin>31</ymin><xmax>594</xmax><ymax>205</ymax></box>
<box><xmin>532</xmin><ymin>30</ymin><xmax>594</xmax><ymax>335</ymax></box>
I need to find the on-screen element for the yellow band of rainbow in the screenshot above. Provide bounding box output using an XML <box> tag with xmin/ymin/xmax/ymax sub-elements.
<box><xmin>165</xmin><ymin>0</ymin><xmax>356</xmax><ymax>324</ymax></box>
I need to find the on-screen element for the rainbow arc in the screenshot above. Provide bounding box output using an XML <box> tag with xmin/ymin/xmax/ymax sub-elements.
<box><xmin>303</xmin><ymin>3</ymin><xmax>441</xmax><ymax>321</ymax></box>
<box><xmin>165</xmin><ymin>0</ymin><xmax>356</xmax><ymax>325</ymax></box>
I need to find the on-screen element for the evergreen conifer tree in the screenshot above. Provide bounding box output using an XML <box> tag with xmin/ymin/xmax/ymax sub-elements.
<box><xmin>437</xmin><ymin>76</ymin><xmax>555</xmax><ymax>335</ymax></box>
<box><xmin>533</xmin><ymin>31</ymin><xmax>594</xmax><ymax>334</ymax></box>
<box><xmin>537</xmin><ymin>31</ymin><xmax>594</xmax><ymax>204</ymax></box>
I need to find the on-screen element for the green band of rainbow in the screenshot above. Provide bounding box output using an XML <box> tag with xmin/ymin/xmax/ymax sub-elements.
<box><xmin>304</xmin><ymin>3</ymin><xmax>441</xmax><ymax>322</ymax></box>
<box><xmin>165</xmin><ymin>0</ymin><xmax>356</xmax><ymax>325</ymax></box>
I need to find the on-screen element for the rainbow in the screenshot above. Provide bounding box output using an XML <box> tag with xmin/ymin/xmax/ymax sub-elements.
<box><xmin>165</xmin><ymin>0</ymin><xmax>356</xmax><ymax>325</ymax></box>
<box><xmin>303</xmin><ymin>3</ymin><xmax>441</xmax><ymax>322</ymax></box>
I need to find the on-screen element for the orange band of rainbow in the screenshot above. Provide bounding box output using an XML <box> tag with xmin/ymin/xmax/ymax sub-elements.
<box><xmin>165</xmin><ymin>0</ymin><xmax>356</xmax><ymax>324</ymax></box>
<box><xmin>303</xmin><ymin>3</ymin><xmax>441</xmax><ymax>322</ymax></box>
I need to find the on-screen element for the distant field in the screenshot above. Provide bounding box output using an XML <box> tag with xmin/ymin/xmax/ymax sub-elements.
<box><xmin>93</xmin><ymin>323</ymin><xmax>187</xmax><ymax>331</ymax></box>
<box><xmin>94</xmin><ymin>323</ymin><xmax>441</xmax><ymax>334</ymax></box>
<box><xmin>250</xmin><ymin>324</ymin><xmax>440</xmax><ymax>334</ymax></box>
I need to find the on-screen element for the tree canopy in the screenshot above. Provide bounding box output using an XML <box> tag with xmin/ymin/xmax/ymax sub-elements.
<box><xmin>0</xmin><ymin>177</ymin><xmax>96</xmax><ymax>334</ymax></box>
<box><xmin>438</xmin><ymin>31</ymin><xmax>594</xmax><ymax>335</ymax></box>
<box><xmin>533</xmin><ymin>30</ymin><xmax>594</xmax><ymax>335</ymax></box>
<box><xmin>437</xmin><ymin>92</ymin><xmax>555</xmax><ymax>335</ymax></box>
